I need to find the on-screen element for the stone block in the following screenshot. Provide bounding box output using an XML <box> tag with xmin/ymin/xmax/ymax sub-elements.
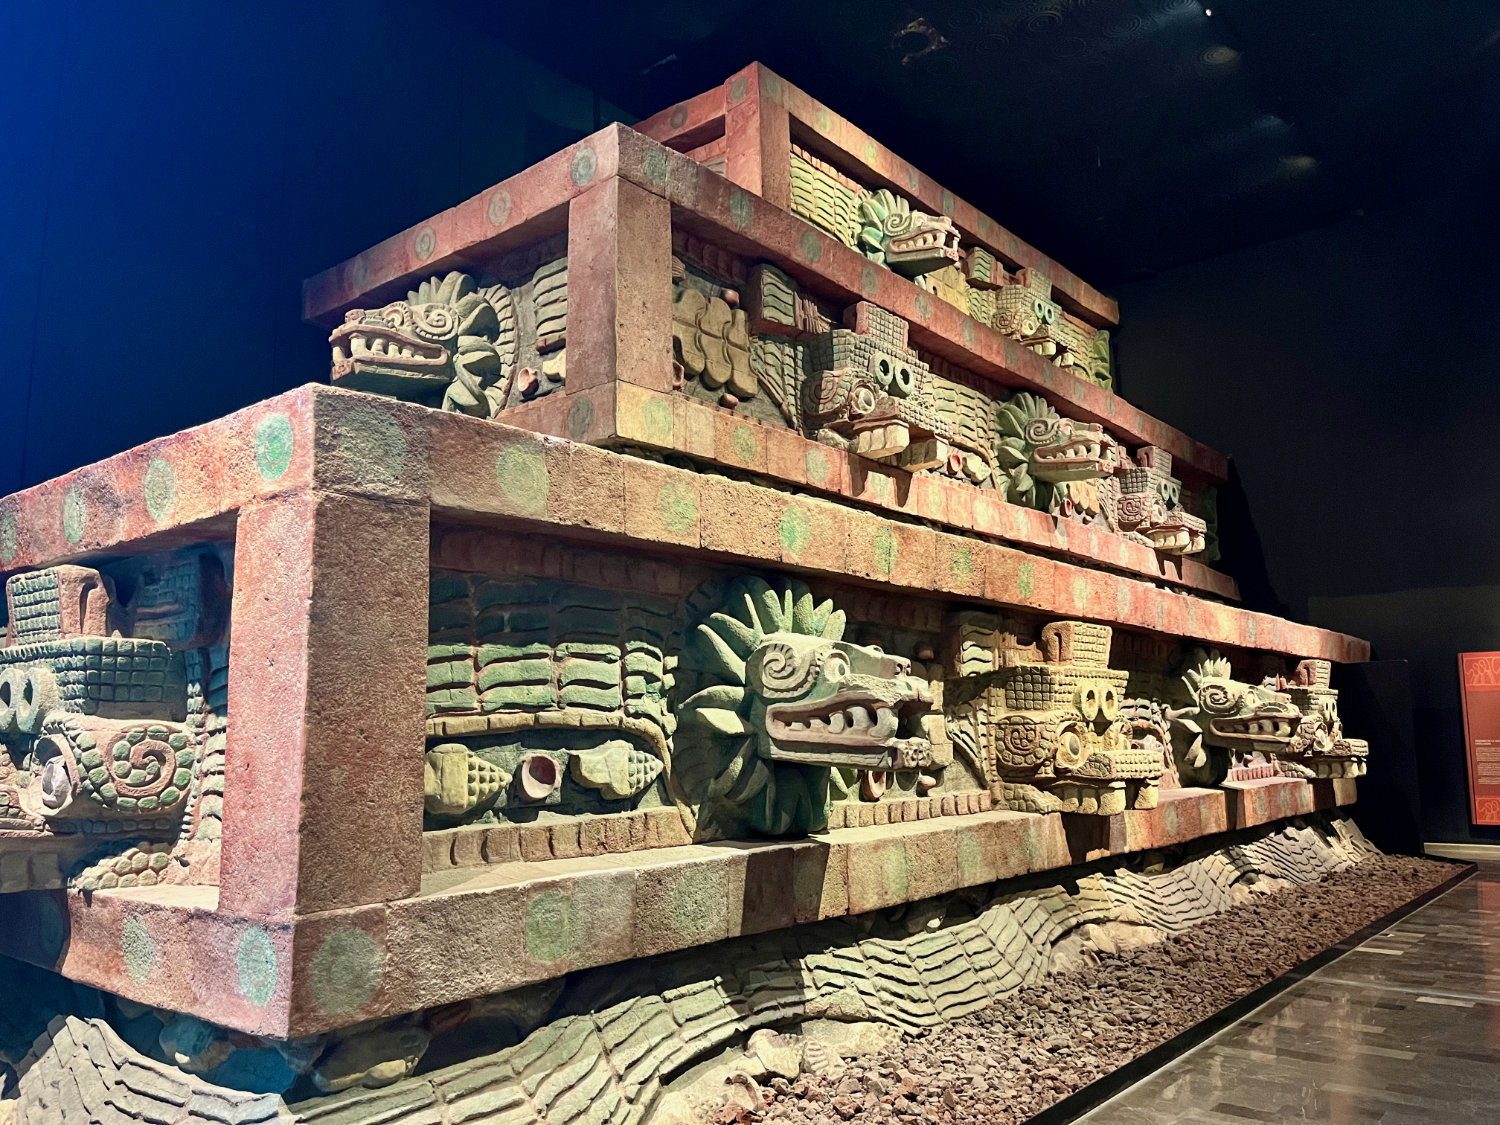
<box><xmin>633</xmin><ymin>852</ymin><xmax>744</xmax><ymax>957</ymax></box>
<box><xmin>623</xmin><ymin>459</ymin><xmax>701</xmax><ymax>548</ymax></box>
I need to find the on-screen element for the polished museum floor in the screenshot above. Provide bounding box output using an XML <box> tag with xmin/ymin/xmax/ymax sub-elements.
<box><xmin>1082</xmin><ymin>864</ymin><xmax>1500</xmax><ymax>1123</ymax></box>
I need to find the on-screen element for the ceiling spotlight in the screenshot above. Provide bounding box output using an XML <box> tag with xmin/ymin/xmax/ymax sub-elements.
<box><xmin>1205</xmin><ymin>6</ymin><xmax>1213</xmax><ymax>14</ymax></box>
<box><xmin>893</xmin><ymin>17</ymin><xmax>949</xmax><ymax>66</ymax></box>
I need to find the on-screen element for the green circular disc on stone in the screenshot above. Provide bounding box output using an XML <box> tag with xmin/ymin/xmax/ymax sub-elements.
<box><xmin>0</xmin><ymin>512</ymin><xmax>16</xmax><ymax>563</ymax></box>
<box><xmin>657</xmin><ymin>481</ymin><xmax>698</xmax><ymax>534</ymax></box>
<box><xmin>643</xmin><ymin>397</ymin><xmax>672</xmax><ymax>443</ymax></box>
<box><xmin>570</xmin><ymin>145</ymin><xmax>597</xmax><ymax>185</ymax></box>
<box><xmin>327</xmin><ymin>401</ymin><xmax>407</xmax><ymax>491</ymax></box>
<box><xmin>488</xmin><ymin>188</ymin><xmax>512</xmax><ymax>227</ymax></box>
<box><xmin>728</xmin><ymin>75</ymin><xmax>748</xmax><ymax>104</ymax></box>
<box><xmin>729</xmin><ymin>189</ymin><xmax>754</xmax><ymax>231</ymax></box>
<box><xmin>524</xmin><ymin>890</ymin><xmax>580</xmax><ymax>963</ymax></box>
<box><xmin>864</xmin><ymin>139</ymin><xmax>879</xmax><ymax>166</ymax></box>
<box><xmin>732</xmin><ymin>425</ymin><xmax>758</xmax><ymax>464</ymax></box>
<box><xmin>643</xmin><ymin>146</ymin><xmax>669</xmax><ymax>188</ymax></box>
<box><xmin>122</xmin><ymin>916</ymin><xmax>155</xmax><ymax>984</ymax></box>
<box><xmin>942</xmin><ymin>191</ymin><xmax>955</xmax><ymax>216</ymax></box>
<box><xmin>800</xmin><ymin>230</ymin><xmax>822</xmax><ymax>263</ymax></box>
<box><xmin>914</xmin><ymin>293</ymin><xmax>933</xmax><ymax>322</ymax></box>
<box><xmin>413</xmin><ymin>226</ymin><xmax>436</xmax><ymax>261</ymax></box>
<box><xmin>308</xmin><ymin>927</ymin><xmax>382</xmax><ymax>1015</ymax></box>
<box><xmin>567</xmin><ymin>397</ymin><xmax>594</xmax><ymax>439</ymax></box>
<box><xmin>495</xmin><ymin>442</ymin><xmax>549</xmax><ymax>516</ymax></box>
<box><xmin>236</xmin><ymin>926</ymin><xmax>278</xmax><ymax>1007</ymax></box>
<box><xmin>1017</xmin><ymin>561</ymin><xmax>1036</xmax><ymax>599</ymax></box>
<box><xmin>860</xmin><ymin>265</ymin><xmax>879</xmax><ymax>298</ymax></box>
<box><xmin>779</xmin><ymin>506</ymin><xmax>810</xmax><ymax>556</ymax></box>
<box><xmin>805</xmin><ymin>448</ymin><xmax>829</xmax><ymax>484</ymax></box>
<box><xmin>816</xmin><ymin>107</ymin><xmax>831</xmax><ymax>133</ymax></box>
<box><xmin>951</xmin><ymin>544</ymin><xmax>973</xmax><ymax>581</ymax></box>
<box><xmin>144</xmin><ymin>458</ymin><xmax>176</xmax><ymax>522</ymax></box>
<box><xmin>254</xmin><ymin>413</ymin><xmax>294</xmax><ymax>482</ymax></box>
<box><xmin>349</xmin><ymin>255</ymin><xmax>371</xmax><ymax>292</ymax></box>
<box><xmin>62</xmin><ymin>488</ymin><xmax>86</xmax><ymax>544</ymax></box>
<box><xmin>872</xmin><ymin>526</ymin><xmax>897</xmax><ymax>575</ymax></box>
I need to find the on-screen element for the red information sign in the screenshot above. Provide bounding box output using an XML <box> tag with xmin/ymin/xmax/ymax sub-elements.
<box><xmin>1459</xmin><ymin>651</ymin><xmax>1500</xmax><ymax>824</ymax></box>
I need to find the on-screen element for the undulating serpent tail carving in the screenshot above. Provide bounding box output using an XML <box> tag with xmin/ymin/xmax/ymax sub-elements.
<box><xmin>12</xmin><ymin>818</ymin><xmax>1376</xmax><ymax>1125</ymax></box>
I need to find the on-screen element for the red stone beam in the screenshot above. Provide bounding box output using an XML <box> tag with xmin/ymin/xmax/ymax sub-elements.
<box><xmin>0</xmin><ymin>386</ymin><xmax>1360</xmax><ymax>659</ymax></box>
<box><xmin>0</xmin><ymin>783</ymin><xmax>1356</xmax><ymax>1038</ymax></box>
<box><xmin>301</xmin><ymin>126</ymin><xmax>1226</xmax><ymax>485</ymax></box>
<box><xmin>636</xmin><ymin>62</ymin><xmax>1119</xmax><ymax>328</ymax></box>
<box><xmin>0</xmin><ymin>385</ymin><xmax>1364</xmax><ymax>1037</ymax></box>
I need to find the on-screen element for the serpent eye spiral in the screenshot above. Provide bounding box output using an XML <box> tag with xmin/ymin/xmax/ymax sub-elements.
<box><xmin>1024</xmin><ymin>416</ymin><xmax>1061</xmax><ymax>445</ymax></box>
<box><xmin>1199</xmin><ymin>681</ymin><xmax>1238</xmax><ymax>713</ymax></box>
<box><xmin>752</xmin><ymin>641</ymin><xmax>821</xmax><ymax>699</ymax></box>
<box><xmin>412</xmin><ymin>303</ymin><xmax>460</xmax><ymax>341</ymax></box>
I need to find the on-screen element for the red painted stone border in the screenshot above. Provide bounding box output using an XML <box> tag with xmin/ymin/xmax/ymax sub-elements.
<box><xmin>0</xmin><ymin>787</ymin><xmax>1356</xmax><ymax>1038</ymax></box>
<box><xmin>0</xmin><ymin>384</ymin><xmax>1366</xmax><ymax>1039</ymax></box>
<box><xmin>636</xmin><ymin>62</ymin><xmax>1118</xmax><ymax>329</ymax></box>
<box><xmin>300</xmin><ymin>124</ymin><xmax>1228</xmax><ymax>486</ymax></box>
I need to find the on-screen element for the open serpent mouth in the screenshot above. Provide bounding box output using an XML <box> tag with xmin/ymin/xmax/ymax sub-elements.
<box><xmin>1070</xmin><ymin>746</ymin><xmax>1167</xmax><ymax>780</ymax></box>
<box><xmin>765</xmin><ymin>692</ymin><xmax>934</xmax><ymax>769</ymax></box>
<box><xmin>887</xmin><ymin>225</ymin><xmax>961</xmax><ymax>268</ymax></box>
<box><xmin>1210</xmin><ymin>714</ymin><xmax>1299</xmax><ymax>742</ymax></box>
<box><xmin>1147</xmin><ymin>525</ymin><xmax>1195</xmax><ymax>552</ymax></box>
<box><xmin>329</xmin><ymin>323</ymin><xmax>447</xmax><ymax>376</ymax></box>
<box><xmin>1032</xmin><ymin>433</ymin><xmax>1111</xmax><ymax>481</ymax></box>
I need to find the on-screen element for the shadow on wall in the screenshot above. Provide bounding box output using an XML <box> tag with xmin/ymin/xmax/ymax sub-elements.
<box><xmin>1214</xmin><ymin>459</ymin><xmax>1289</xmax><ymax>620</ymax></box>
<box><xmin>1113</xmin><ymin>181</ymin><xmax>1500</xmax><ymax>623</ymax></box>
<box><xmin>1311</xmin><ymin>585</ymin><xmax>1500</xmax><ymax>847</ymax></box>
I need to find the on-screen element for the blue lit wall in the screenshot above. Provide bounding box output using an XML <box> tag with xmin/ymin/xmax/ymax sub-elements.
<box><xmin>0</xmin><ymin>0</ymin><xmax>626</xmax><ymax>495</ymax></box>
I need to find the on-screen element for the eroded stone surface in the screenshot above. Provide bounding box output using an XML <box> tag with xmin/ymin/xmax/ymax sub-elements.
<box><xmin>5</xmin><ymin>816</ymin><xmax>1391</xmax><ymax>1125</ymax></box>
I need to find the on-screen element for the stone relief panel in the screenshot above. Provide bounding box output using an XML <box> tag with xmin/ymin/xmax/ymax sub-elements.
<box><xmin>322</xmin><ymin>237</ymin><xmax>1215</xmax><ymax>564</ymax></box>
<box><xmin>945</xmin><ymin>614</ymin><xmax>1163</xmax><ymax>815</ymax></box>
<box><xmin>420</xmin><ymin>543</ymin><xmax>1370</xmax><ymax>853</ymax></box>
<box><xmin>1115</xmin><ymin>633</ymin><xmax>1370</xmax><ymax>788</ymax></box>
<box><xmin>329</xmin><ymin>235</ymin><xmax>569</xmax><ymax>419</ymax></box>
<box><xmin>0</xmin><ymin>551</ymin><xmax>231</xmax><ymax>892</ymax></box>
<box><xmin>787</xmin><ymin>144</ymin><xmax>1111</xmax><ymax>389</ymax></box>
<box><xmin>729</xmin><ymin>258</ymin><xmax>1210</xmax><ymax>558</ymax></box>
<box><xmin>422</xmin><ymin>566</ymin><xmax>960</xmax><ymax>842</ymax></box>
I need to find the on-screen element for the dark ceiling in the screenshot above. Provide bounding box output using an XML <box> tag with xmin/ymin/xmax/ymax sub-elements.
<box><xmin>474</xmin><ymin>0</ymin><xmax>1500</xmax><ymax>286</ymax></box>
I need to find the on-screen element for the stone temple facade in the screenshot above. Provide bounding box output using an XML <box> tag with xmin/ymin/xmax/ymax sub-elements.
<box><xmin>0</xmin><ymin>61</ymin><xmax>1376</xmax><ymax>1124</ymax></box>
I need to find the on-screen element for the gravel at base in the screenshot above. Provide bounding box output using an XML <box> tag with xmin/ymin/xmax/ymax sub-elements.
<box><xmin>756</xmin><ymin>855</ymin><xmax>1458</xmax><ymax>1125</ymax></box>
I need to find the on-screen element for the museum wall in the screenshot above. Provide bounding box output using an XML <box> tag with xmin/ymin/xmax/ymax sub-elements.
<box><xmin>0</xmin><ymin>0</ymin><xmax>628</xmax><ymax>498</ymax></box>
<box><xmin>1114</xmin><ymin>179</ymin><xmax>1500</xmax><ymax>845</ymax></box>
